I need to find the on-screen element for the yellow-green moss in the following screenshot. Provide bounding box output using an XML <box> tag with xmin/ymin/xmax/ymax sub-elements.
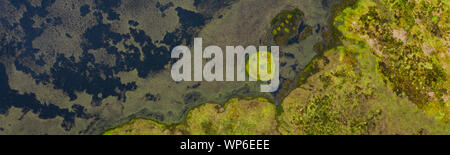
<box><xmin>103</xmin><ymin>119</ymin><xmax>181</xmax><ymax>135</ymax></box>
<box><xmin>279</xmin><ymin>46</ymin><xmax>449</xmax><ymax>135</ymax></box>
<box><xmin>182</xmin><ymin>98</ymin><xmax>278</xmax><ymax>135</ymax></box>
<box><xmin>104</xmin><ymin>98</ymin><xmax>278</xmax><ymax>135</ymax></box>
<box><xmin>334</xmin><ymin>0</ymin><xmax>449</xmax><ymax>122</ymax></box>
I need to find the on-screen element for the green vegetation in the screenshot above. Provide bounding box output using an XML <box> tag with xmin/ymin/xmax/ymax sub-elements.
<box><xmin>104</xmin><ymin>119</ymin><xmax>181</xmax><ymax>135</ymax></box>
<box><xmin>334</xmin><ymin>0</ymin><xmax>449</xmax><ymax>122</ymax></box>
<box><xmin>280</xmin><ymin>45</ymin><xmax>448</xmax><ymax>134</ymax></box>
<box><xmin>182</xmin><ymin>98</ymin><xmax>278</xmax><ymax>135</ymax></box>
<box><xmin>104</xmin><ymin>98</ymin><xmax>279</xmax><ymax>135</ymax></box>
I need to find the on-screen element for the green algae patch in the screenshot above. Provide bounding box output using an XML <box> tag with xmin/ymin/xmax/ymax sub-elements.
<box><xmin>271</xmin><ymin>8</ymin><xmax>305</xmax><ymax>45</ymax></box>
<box><xmin>246</xmin><ymin>51</ymin><xmax>276</xmax><ymax>81</ymax></box>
